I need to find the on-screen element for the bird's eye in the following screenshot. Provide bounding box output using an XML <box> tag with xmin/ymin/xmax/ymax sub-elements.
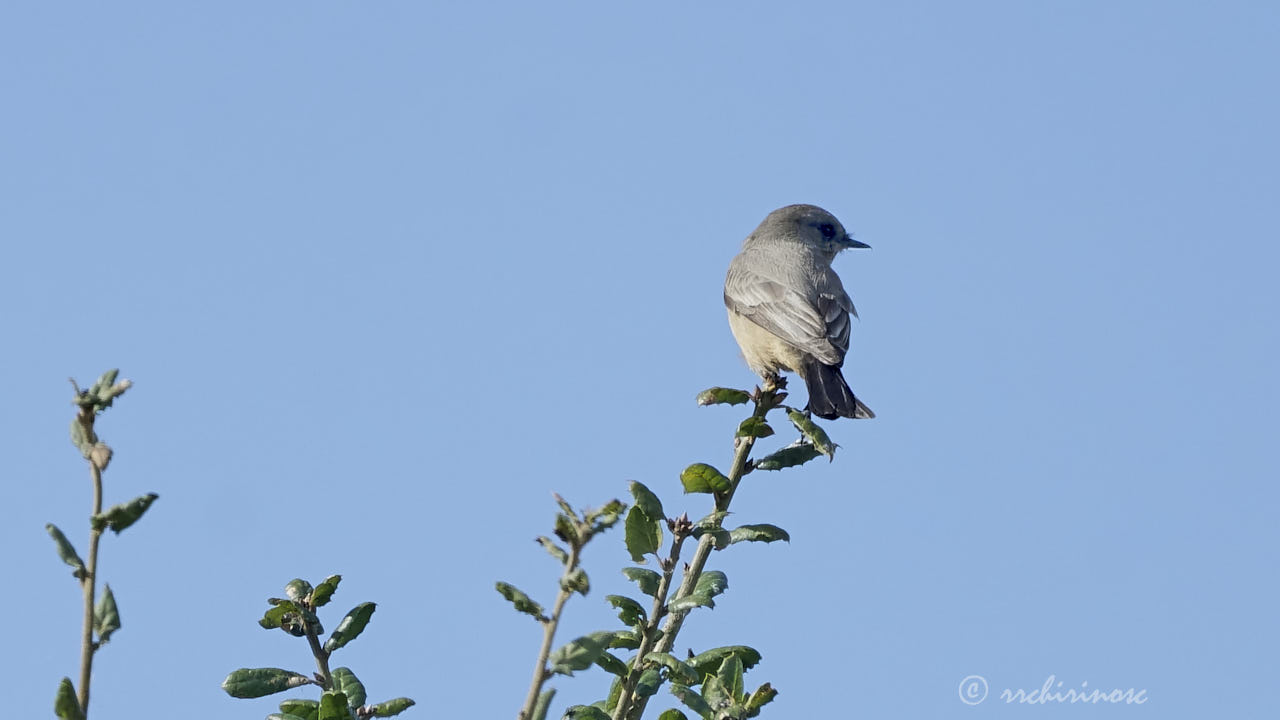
<box><xmin>819</xmin><ymin>223</ymin><xmax>837</xmax><ymax>240</ymax></box>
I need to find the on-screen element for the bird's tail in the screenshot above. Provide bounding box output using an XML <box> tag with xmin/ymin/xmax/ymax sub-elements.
<box><xmin>801</xmin><ymin>360</ymin><xmax>875</xmax><ymax>420</ymax></box>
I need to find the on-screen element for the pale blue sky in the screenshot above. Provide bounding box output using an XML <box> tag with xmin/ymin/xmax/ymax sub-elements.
<box><xmin>4</xmin><ymin>2</ymin><xmax>1277</xmax><ymax>718</ymax></box>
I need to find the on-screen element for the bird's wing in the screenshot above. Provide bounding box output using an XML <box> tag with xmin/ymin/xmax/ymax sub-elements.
<box><xmin>725</xmin><ymin>261</ymin><xmax>848</xmax><ymax>367</ymax></box>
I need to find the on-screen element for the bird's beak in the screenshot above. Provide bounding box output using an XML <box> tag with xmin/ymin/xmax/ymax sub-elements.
<box><xmin>843</xmin><ymin>237</ymin><xmax>871</xmax><ymax>249</ymax></box>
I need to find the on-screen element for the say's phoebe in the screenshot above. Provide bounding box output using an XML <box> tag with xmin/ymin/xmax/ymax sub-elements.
<box><xmin>724</xmin><ymin>204</ymin><xmax>874</xmax><ymax>420</ymax></box>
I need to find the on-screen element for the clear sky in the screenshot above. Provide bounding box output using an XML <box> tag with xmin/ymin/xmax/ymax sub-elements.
<box><xmin>4</xmin><ymin>2</ymin><xmax>1277</xmax><ymax>718</ymax></box>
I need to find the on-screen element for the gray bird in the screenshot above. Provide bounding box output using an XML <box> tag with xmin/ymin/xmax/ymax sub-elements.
<box><xmin>724</xmin><ymin>204</ymin><xmax>874</xmax><ymax>419</ymax></box>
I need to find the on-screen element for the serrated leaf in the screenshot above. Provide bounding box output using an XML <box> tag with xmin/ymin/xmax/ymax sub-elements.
<box><xmin>668</xmin><ymin>591</ymin><xmax>714</xmax><ymax>614</ymax></box>
<box><xmin>687</xmin><ymin>646</ymin><xmax>762</xmax><ymax>676</ymax></box>
<box><xmin>561</xmin><ymin>567</ymin><xmax>590</xmax><ymax>596</ymax></box>
<box><xmin>644</xmin><ymin>652</ymin><xmax>699</xmax><ymax>685</ymax></box>
<box><xmin>561</xmin><ymin>706</ymin><xmax>610</xmax><ymax>720</ymax></box>
<box><xmin>680</xmin><ymin>463</ymin><xmax>730</xmax><ymax>494</ymax></box>
<box><xmin>280</xmin><ymin>698</ymin><xmax>320</xmax><ymax>720</ymax></box>
<box><xmin>656</xmin><ymin>710</ymin><xmax>690</xmax><ymax>720</ymax></box>
<box><xmin>54</xmin><ymin>677</ymin><xmax>84</xmax><ymax>720</ymax></box>
<box><xmin>595</xmin><ymin>651</ymin><xmax>628</xmax><ymax>677</ymax></box>
<box><xmin>46</xmin><ymin>524</ymin><xmax>86</xmax><ymax>580</ymax></box>
<box><xmin>323</xmin><ymin>602</ymin><xmax>376</xmax><ymax>653</ymax></box>
<box><xmin>91</xmin><ymin>493</ymin><xmax>159</xmax><ymax>534</ymax></box>
<box><xmin>628</xmin><ymin>481</ymin><xmax>664</xmax><ymax>520</ymax></box>
<box><xmin>368</xmin><ymin>697</ymin><xmax>416</xmax><ymax>717</ymax></box>
<box><xmin>549</xmin><ymin>631</ymin><xmax>614</xmax><ymax>676</ymax></box>
<box><xmin>495</xmin><ymin>582</ymin><xmax>545</xmax><ymax>620</ymax></box>
<box><xmin>696</xmin><ymin>387</ymin><xmax>751</xmax><ymax>406</ymax></box>
<box><xmin>330</xmin><ymin>667</ymin><xmax>366</xmax><ymax>708</ymax></box>
<box><xmin>786</xmin><ymin>409</ymin><xmax>836</xmax><ymax>459</ymax></box>
<box><xmin>285</xmin><ymin>579</ymin><xmax>313</xmax><ymax>602</ymax></box>
<box><xmin>221</xmin><ymin>668</ymin><xmax>312</xmax><ymax>698</ymax></box>
<box><xmin>669</xmin><ymin>684</ymin><xmax>712</xmax><ymax>716</ymax></box>
<box><xmin>605</xmin><ymin>594</ymin><xmax>647</xmax><ymax>626</ymax></box>
<box><xmin>318</xmin><ymin>691</ymin><xmax>350</xmax><ymax>720</ymax></box>
<box><xmin>745</xmin><ymin>682</ymin><xmax>777</xmax><ymax>715</ymax></box>
<box><xmin>310</xmin><ymin>575</ymin><xmax>341</xmax><ymax>607</ymax></box>
<box><xmin>728</xmin><ymin>524</ymin><xmax>790</xmax><ymax>545</ymax></box>
<box><xmin>753</xmin><ymin>441</ymin><xmax>823</xmax><ymax>470</ymax></box>
<box><xmin>624</xmin><ymin>506</ymin><xmax>662</xmax><ymax>562</ymax></box>
<box><xmin>94</xmin><ymin>583</ymin><xmax>121</xmax><ymax>644</ymax></box>
<box><xmin>736</xmin><ymin>417</ymin><xmax>774</xmax><ymax>439</ymax></box>
<box><xmin>621</xmin><ymin>567</ymin><xmax>660</xmax><ymax>597</ymax></box>
<box><xmin>536</xmin><ymin>536</ymin><xmax>569</xmax><ymax>564</ymax></box>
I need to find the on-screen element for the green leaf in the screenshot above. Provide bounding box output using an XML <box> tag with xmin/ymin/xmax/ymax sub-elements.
<box><xmin>643</xmin><ymin>652</ymin><xmax>699</xmax><ymax>685</ymax></box>
<box><xmin>728</xmin><ymin>524</ymin><xmax>790</xmax><ymax>545</ymax></box>
<box><xmin>595</xmin><ymin>651</ymin><xmax>628</xmax><ymax>677</ymax></box>
<box><xmin>656</xmin><ymin>710</ymin><xmax>690</xmax><ymax>720</ymax></box>
<box><xmin>621</xmin><ymin>567</ymin><xmax>660</xmax><ymax>597</ymax></box>
<box><xmin>690</xmin><ymin>525</ymin><xmax>732</xmax><ymax>550</ymax></box>
<box><xmin>736</xmin><ymin>417</ymin><xmax>774</xmax><ymax>439</ymax></box>
<box><xmin>635</xmin><ymin>667</ymin><xmax>662</xmax><ymax>698</ymax></box>
<box><xmin>330</xmin><ymin>667</ymin><xmax>366</xmax><ymax>708</ymax></box>
<box><xmin>553</xmin><ymin>511</ymin><xmax>579</xmax><ymax>545</ymax></box>
<box><xmin>91</xmin><ymin>493</ymin><xmax>159</xmax><ymax>534</ymax></box>
<box><xmin>624</xmin><ymin>506</ymin><xmax>662</xmax><ymax>562</ymax></box>
<box><xmin>495</xmin><ymin>582</ymin><xmax>545</xmax><ymax>620</ymax></box>
<box><xmin>279</xmin><ymin>699</ymin><xmax>320</xmax><ymax>720</ymax></box>
<box><xmin>54</xmin><ymin>677</ymin><xmax>84</xmax><ymax>720</ymax></box>
<box><xmin>368</xmin><ymin>697</ymin><xmax>416</xmax><ymax>717</ymax></box>
<box><xmin>700</xmin><ymin>675</ymin><xmax>740</xmax><ymax>716</ymax></box>
<box><xmin>562</xmin><ymin>706</ymin><xmax>610</xmax><ymax>720</ymax></box>
<box><xmin>260</xmin><ymin>600</ymin><xmax>302</xmax><ymax>631</ymax></box>
<box><xmin>753</xmin><ymin>441</ymin><xmax>823</xmax><ymax>470</ymax></box>
<box><xmin>561</xmin><ymin>567</ymin><xmax>590</xmax><ymax>596</ymax></box>
<box><xmin>221</xmin><ymin>668</ymin><xmax>312</xmax><ymax>698</ymax></box>
<box><xmin>668</xmin><ymin>571</ymin><xmax>728</xmax><ymax>614</ymax></box>
<box><xmin>585</xmin><ymin>498</ymin><xmax>627</xmax><ymax>533</ymax></box>
<box><xmin>786</xmin><ymin>409</ymin><xmax>836</xmax><ymax>459</ymax></box>
<box><xmin>46</xmin><ymin>524</ymin><xmax>86</xmax><ymax>580</ymax></box>
<box><xmin>718</xmin><ymin>655</ymin><xmax>745</xmax><ymax>700</ymax></box>
<box><xmin>687</xmin><ymin>646</ymin><xmax>762</xmax><ymax>676</ymax></box>
<box><xmin>629</xmin><ymin>481</ymin><xmax>665</xmax><ymax>520</ymax></box>
<box><xmin>680</xmin><ymin>463</ymin><xmax>730</xmax><ymax>494</ymax></box>
<box><xmin>286</xmin><ymin>579</ymin><xmax>314</xmax><ymax>602</ymax></box>
<box><xmin>318</xmin><ymin>691</ymin><xmax>350</xmax><ymax>720</ymax></box>
<box><xmin>745</xmin><ymin>682</ymin><xmax>777</xmax><ymax>715</ymax></box>
<box><xmin>610</xmin><ymin>630</ymin><xmax>642</xmax><ymax>649</ymax></box>
<box><xmin>695</xmin><ymin>387</ymin><xmax>751</xmax><ymax>406</ymax></box>
<box><xmin>536</xmin><ymin>536</ymin><xmax>569</xmax><ymax>564</ymax></box>
<box><xmin>267</xmin><ymin>713</ymin><xmax>310</xmax><ymax>720</ymax></box>
<box><xmin>324</xmin><ymin>602</ymin><xmax>376</xmax><ymax>653</ymax></box>
<box><xmin>94</xmin><ymin>583</ymin><xmax>121</xmax><ymax>644</ymax></box>
<box><xmin>669</xmin><ymin>684</ymin><xmax>712</xmax><ymax>717</ymax></box>
<box><xmin>310</xmin><ymin>575</ymin><xmax>341</xmax><ymax>607</ymax></box>
<box><xmin>605</xmin><ymin>594</ymin><xmax>647</xmax><ymax>626</ymax></box>
<box><xmin>549</xmin><ymin>631</ymin><xmax>614</xmax><ymax>676</ymax></box>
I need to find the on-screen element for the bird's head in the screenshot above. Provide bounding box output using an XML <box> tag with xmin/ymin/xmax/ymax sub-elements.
<box><xmin>762</xmin><ymin>204</ymin><xmax>870</xmax><ymax>257</ymax></box>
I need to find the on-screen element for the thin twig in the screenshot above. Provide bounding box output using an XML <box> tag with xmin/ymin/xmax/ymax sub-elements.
<box><xmin>519</xmin><ymin>544</ymin><xmax>582</xmax><ymax>720</ymax></box>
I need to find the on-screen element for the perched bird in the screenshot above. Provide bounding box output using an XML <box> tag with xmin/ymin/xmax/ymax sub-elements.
<box><xmin>724</xmin><ymin>204</ymin><xmax>874</xmax><ymax>419</ymax></box>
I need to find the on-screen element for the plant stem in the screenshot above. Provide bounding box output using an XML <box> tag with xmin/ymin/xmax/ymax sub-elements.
<box><xmin>624</xmin><ymin>386</ymin><xmax>776</xmax><ymax>720</ymax></box>
<box><xmin>519</xmin><ymin>543</ymin><xmax>582</xmax><ymax>720</ymax></box>
<box><xmin>78</xmin><ymin>456</ymin><xmax>104</xmax><ymax>716</ymax></box>
<box><xmin>611</xmin><ymin>531</ymin><xmax>686</xmax><ymax>720</ymax></box>
<box><xmin>305</xmin><ymin>621</ymin><xmax>333</xmax><ymax>689</ymax></box>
